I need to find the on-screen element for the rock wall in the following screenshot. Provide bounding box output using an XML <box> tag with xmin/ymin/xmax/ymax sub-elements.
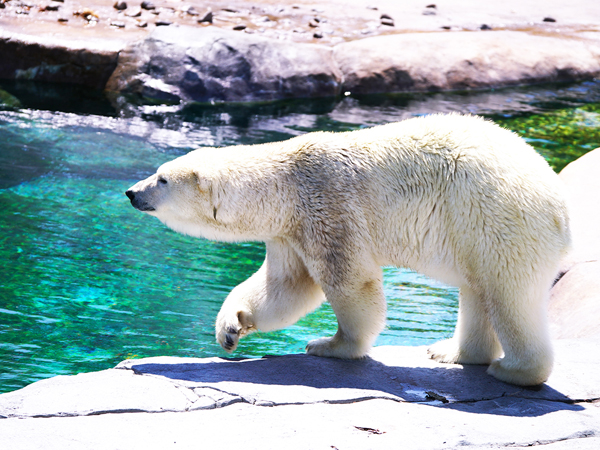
<box><xmin>2</xmin><ymin>23</ymin><xmax>600</xmax><ymax>103</ymax></box>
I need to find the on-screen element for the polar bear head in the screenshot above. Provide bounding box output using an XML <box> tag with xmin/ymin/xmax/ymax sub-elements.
<box><xmin>126</xmin><ymin>150</ymin><xmax>225</xmax><ymax>239</ymax></box>
<box><xmin>126</xmin><ymin>146</ymin><xmax>290</xmax><ymax>242</ymax></box>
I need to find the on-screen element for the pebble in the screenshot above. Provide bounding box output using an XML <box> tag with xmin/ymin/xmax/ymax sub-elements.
<box><xmin>113</xmin><ymin>1</ymin><xmax>127</xmax><ymax>11</ymax></box>
<box><xmin>198</xmin><ymin>11</ymin><xmax>213</xmax><ymax>23</ymax></box>
<box><xmin>423</xmin><ymin>9</ymin><xmax>436</xmax><ymax>16</ymax></box>
<box><xmin>185</xmin><ymin>6</ymin><xmax>199</xmax><ymax>16</ymax></box>
<box><xmin>141</xmin><ymin>1</ymin><xmax>155</xmax><ymax>11</ymax></box>
<box><xmin>543</xmin><ymin>17</ymin><xmax>556</xmax><ymax>22</ymax></box>
<box><xmin>155</xmin><ymin>20</ymin><xmax>172</xmax><ymax>26</ymax></box>
<box><xmin>380</xmin><ymin>14</ymin><xmax>394</xmax><ymax>26</ymax></box>
<box><xmin>111</xmin><ymin>20</ymin><xmax>126</xmax><ymax>27</ymax></box>
<box><xmin>125</xmin><ymin>7</ymin><xmax>141</xmax><ymax>17</ymax></box>
<box><xmin>480</xmin><ymin>24</ymin><xmax>492</xmax><ymax>30</ymax></box>
<box><xmin>233</xmin><ymin>24</ymin><xmax>246</xmax><ymax>31</ymax></box>
<box><xmin>313</xmin><ymin>31</ymin><xmax>323</xmax><ymax>38</ymax></box>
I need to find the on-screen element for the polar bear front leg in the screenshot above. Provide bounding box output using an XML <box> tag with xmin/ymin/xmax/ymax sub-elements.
<box><xmin>216</xmin><ymin>239</ymin><xmax>326</xmax><ymax>353</ymax></box>
<box><xmin>306</xmin><ymin>262</ymin><xmax>387</xmax><ymax>359</ymax></box>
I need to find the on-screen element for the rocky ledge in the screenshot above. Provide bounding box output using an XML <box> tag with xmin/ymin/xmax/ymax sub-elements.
<box><xmin>0</xmin><ymin>340</ymin><xmax>599</xmax><ymax>449</ymax></box>
<box><xmin>1</xmin><ymin>0</ymin><xmax>600</xmax><ymax>103</ymax></box>
<box><xmin>0</xmin><ymin>141</ymin><xmax>599</xmax><ymax>448</ymax></box>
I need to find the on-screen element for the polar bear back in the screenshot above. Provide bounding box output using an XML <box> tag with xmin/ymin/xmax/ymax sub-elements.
<box><xmin>286</xmin><ymin>114</ymin><xmax>569</xmax><ymax>287</ymax></box>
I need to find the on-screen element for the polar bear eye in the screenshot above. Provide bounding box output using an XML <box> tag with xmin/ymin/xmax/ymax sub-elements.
<box><xmin>158</xmin><ymin>176</ymin><xmax>168</xmax><ymax>185</ymax></box>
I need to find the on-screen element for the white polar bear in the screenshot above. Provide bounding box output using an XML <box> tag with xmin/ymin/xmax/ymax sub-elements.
<box><xmin>126</xmin><ymin>114</ymin><xmax>570</xmax><ymax>386</ymax></box>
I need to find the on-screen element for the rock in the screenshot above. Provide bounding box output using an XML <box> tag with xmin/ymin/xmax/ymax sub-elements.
<box><xmin>0</xmin><ymin>340</ymin><xmax>599</xmax><ymax>449</ymax></box>
<box><xmin>140</xmin><ymin>1</ymin><xmax>154</xmax><ymax>10</ymax></box>
<box><xmin>544</xmin><ymin>17</ymin><xmax>557</xmax><ymax>22</ymax></box>
<box><xmin>0</xmin><ymin>28</ymin><xmax>121</xmax><ymax>89</ymax></box>
<box><xmin>558</xmin><ymin>148</ymin><xmax>600</xmax><ymax>268</ymax></box>
<box><xmin>111</xmin><ymin>21</ymin><xmax>126</xmax><ymax>28</ymax></box>
<box><xmin>549</xmin><ymin>148</ymin><xmax>600</xmax><ymax>340</ymax></box>
<box><xmin>105</xmin><ymin>26</ymin><xmax>342</xmax><ymax>103</ymax></box>
<box><xmin>380</xmin><ymin>13</ymin><xmax>394</xmax><ymax>26</ymax></box>
<box><xmin>198</xmin><ymin>11</ymin><xmax>213</xmax><ymax>23</ymax></box>
<box><xmin>480</xmin><ymin>24</ymin><xmax>492</xmax><ymax>30</ymax></box>
<box><xmin>332</xmin><ymin>31</ymin><xmax>600</xmax><ymax>95</ymax></box>
<box><xmin>550</xmin><ymin>263</ymin><xmax>600</xmax><ymax>339</ymax></box>
<box><xmin>185</xmin><ymin>6</ymin><xmax>199</xmax><ymax>16</ymax></box>
<box><xmin>125</xmin><ymin>7</ymin><xmax>141</xmax><ymax>17</ymax></box>
<box><xmin>233</xmin><ymin>24</ymin><xmax>246</xmax><ymax>31</ymax></box>
<box><xmin>155</xmin><ymin>20</ymin><xmax>172</xmax><ymax>26</ymax></box>
<box><xmin>113</xmin><ymin>1</ymin><xmax>127</xmax><ymax>11</ymax></box>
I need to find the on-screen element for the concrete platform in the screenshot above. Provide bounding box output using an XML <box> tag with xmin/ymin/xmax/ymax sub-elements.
<box><xmin>1</xmin><ymin>341</ymin><xmax>599</xmax><ymax>449</ymax></box>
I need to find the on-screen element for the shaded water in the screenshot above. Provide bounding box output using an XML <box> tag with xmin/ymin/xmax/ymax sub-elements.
<box><xmin>1</xmin><ymin>80</ymin><xmax>599</xmax><ymax>393</ymax></box>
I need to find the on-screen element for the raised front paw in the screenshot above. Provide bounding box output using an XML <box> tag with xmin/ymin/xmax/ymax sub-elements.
<box><xmin>215</xmin><ymin>310</ymin><xmax>255</xmax><ymax>353</ymax></box>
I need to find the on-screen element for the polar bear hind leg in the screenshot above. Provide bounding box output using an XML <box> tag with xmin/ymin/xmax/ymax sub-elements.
<box><xmin>428</xmin><ymin>284</ymin><xmax>503</xmax><ymax>364</ymax></box>
<box><xmin>485</xmin><ymin>277</ymin><xmax>554</xmax><ymax>386</ymax></box>
<box><xmin>430</xmin><ymin>268</ymin><xmax>554</xmax><ymax>386</ymax></box>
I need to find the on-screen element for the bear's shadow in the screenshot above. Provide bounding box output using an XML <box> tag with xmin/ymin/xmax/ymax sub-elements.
<box><xmin>126</xmin><ymin>352</ymin><xmax>581</xmax><ymax>417</ymax></box>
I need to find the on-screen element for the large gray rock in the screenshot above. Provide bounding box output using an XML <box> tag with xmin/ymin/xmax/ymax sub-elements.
<box><xmin>333</xmin><ymin>31</ymin><xmax>600</xmax><ymax>94</ymax></box>
<box><xmin>106</xmin><ymin>26</ymin><xmax>342</xmax><ymax>103</ymax></box>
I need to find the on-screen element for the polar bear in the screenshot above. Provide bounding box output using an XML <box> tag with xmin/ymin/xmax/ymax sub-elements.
<box><xmin>126</xmin><ymin>114</ymin><xmax>570</xmax><ymax>386</ymax></box>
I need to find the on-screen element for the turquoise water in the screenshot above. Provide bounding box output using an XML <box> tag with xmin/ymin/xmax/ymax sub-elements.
<box><xmin>1</xmin><ymin>80</ymin><xmax>599</xmax><ymax>393</ymax></box>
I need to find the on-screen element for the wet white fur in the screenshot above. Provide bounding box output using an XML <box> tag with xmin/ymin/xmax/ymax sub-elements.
<box><xmin>128</xmin><ymin>114</ymin><xmax>570</xmax><ymax>386</ymax></box>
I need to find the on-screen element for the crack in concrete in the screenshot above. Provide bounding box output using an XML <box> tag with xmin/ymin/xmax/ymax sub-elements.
<box><xmin>504</xmin><ymin>430</ymin><xmax>596</xmax><ymax>447</ymax></box>
<box><xmin>2</xmin><ymin>388</ymin><xmax>597</xmax><ymax>420</ymax></box>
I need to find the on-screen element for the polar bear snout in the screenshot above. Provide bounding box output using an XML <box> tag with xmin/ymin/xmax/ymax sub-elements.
<box><xmin>125</xmin><ymin>181</ymin><xmax>158</xmax><ymax>213</ymax></box>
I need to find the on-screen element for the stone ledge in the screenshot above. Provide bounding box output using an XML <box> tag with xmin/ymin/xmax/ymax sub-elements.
<box><xmin>1</xmin><ymin>340</ymin><xmax>599</xmax><ymax>420</ymax></box>
<box><xmin>0</xmin><ymin>340</ymin><xmax>599</xmax><ymax>449</ymax></box>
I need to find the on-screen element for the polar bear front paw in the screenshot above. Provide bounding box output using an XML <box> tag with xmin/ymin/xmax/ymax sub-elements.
<box><xmin>215</xmin><ymin>310</ymin><xmax>255</xmax><ymax>353</ymax></box>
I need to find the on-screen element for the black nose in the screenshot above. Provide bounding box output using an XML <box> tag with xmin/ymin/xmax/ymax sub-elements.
<box><xmin>126</xmin><ymin>190</ymin><xmax>135</xmax><ymax>201</ymax></box>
